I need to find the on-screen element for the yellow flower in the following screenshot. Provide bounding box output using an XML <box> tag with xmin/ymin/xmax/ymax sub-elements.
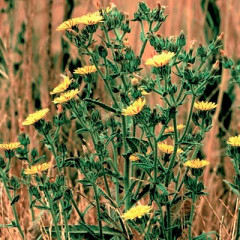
<box><xmin>22</xmin><ymin>108</ymin><xmax>49</xmax><ymax>126</ymax></box>
<box><xmin>24</xmin><ymin>162</ymin><xmax>51</xmax><ymax>175</ymax></box>
<box><xmin>227</xmin><ymin>135</ymin><xmax>240</xmax><ymax>147</ymax></box>
<box><xmin>122</xmin><ymin>98</ymin><xmax>146</xmax><ymax>116</ymax></box>
<box><xmin>158</xmin><ymin>143</ymin><xmax>183</xmax><ymax>154</ymax></box>
<box><xmin>56</xmin><ymin>17</ymin><xmax>83</xmax><ymax>31</ymax></box>
<box><xmin>165</xmin><ymin>124</ymin><xmax>185</xmax><ymax>134</ymax></box>
<box><xmin>121</xmin><ymin>205</ymin><xmax>152</xmax><ymax>221</ymax></box>
<box><xmin>79</xmin><ymin>12</ymin><xmax>103</xmax><ymax>25</ymax></box>
<box><xmin>184</xmin><ymin>159</ymin><xmax>210</xmax><ymax>168</ymax></box>
<box><xmin>53</xmin><ymin>89</ymin><xmax>79</xmax><ymax>104</ymax></box>
<box><xmin>129</xmin><ymin>154</ymin><xmax>140</xmax><ymax>161</ymax></box>
<box><xmin>0</xmin><ymin>142</ymin><xmax>21</xmax><ymax>150</ymax></box>
<box><xmin>145</xmin><ymin>51</ymin><xmax>175</xmax><ymax>67</ymax></box>
<box><xmin>50</xmin><ymin>75</ymin><xmax>72</xmax><ymax>95</ymax></box>
<box><xmin>194</xmin><ymin>101</ymin><xmax>217</xmax><ymax>111</ymax></box>
<box><xmin>73</xmin><ymin>65</ymin><xmax>97</xmax><ymax>75</ymax></box>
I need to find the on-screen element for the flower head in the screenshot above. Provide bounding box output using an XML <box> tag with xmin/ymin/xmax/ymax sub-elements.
<box><xmin>165</xmin><ymin>124</ymin><xmax>185</xmax><ymax>134</ymax></box>
<box><xmin>79</xmin><ymin>12</ymin><xmax>103</xmax><ymax>25</ymax></box>
<box><xmin>53</xmin><ymin>89</ymin><xmax>79</xmax><ymax>104</ymax></box>
<box><xmin>56</xmin><ymin>17</ymin><xmax>83</xmax><ymax>31</ymax></box>
<box><xmin>74</xmin><ymin>65</ymin><xmax>97</xmax><ymax>75</ymax></box>
<box><xmin>0</xmin><ymin>142</ymin><xmax>21</xmax><ymax>150</ymax></box>
<box><xmin>145</xmin><ymin>51</ymin><xmax>175</xmax><ymax>67</ymax></box>
<box><xmin>194</xmin><ymin>101</ymin><xmax>217</xmax><ymax>111</ymax></box>
<box><xmin>227</xmin><ymin>135</ymin><xmax>240</xmax><ymax>147</ymax></box>
<box><xmin>184</xmin><ymin>159</ymin><xmax>209</xmax><ymax>168</ymax></box>
<box><xmin>121</xmin><ymin>205</ymin><xmax>152</xmax><ymax>221</ymax></box>
<box><xmin>24</xmin><ymin>162</ymin><xmax>51</xmax><ymax>175</ymax></box>
<box><xmin>50</xmin><ymin>75</ymin><xmax>72</xmax><ymax>95</ymax></box>
<box><xmin>122</xmin><ymin>98</ymin><xmax>146</xmax><ymax>116</ymax></box>
<box><xmin>22</xmin><ymin>108</ymin><xmax>49</xmax><ymax>126</ymax></box>
<box><xmin>129</xmin><ymin>154</ymin><xmax>140</xmax><ymax>161</ymax></box>
<box><xmin>158</xmin><ymin>143</ymin><xmax>183</xmax><ymax>154</ymax></box>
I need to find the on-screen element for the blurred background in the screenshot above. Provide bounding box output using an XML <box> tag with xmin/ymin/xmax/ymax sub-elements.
<box><xmin>0</xmin><ymin>0</ymin><xmax>240</xmax><ymax>239</ymax></box>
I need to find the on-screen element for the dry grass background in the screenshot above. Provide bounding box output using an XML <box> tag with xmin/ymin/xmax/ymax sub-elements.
<box><xmin>0</xmin><ymin>0</ymin><xmax>240</xmax><ymax>239</ymax></box>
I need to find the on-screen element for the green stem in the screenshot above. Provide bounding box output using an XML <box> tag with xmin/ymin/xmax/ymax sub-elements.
<box><xmin>139</xmin><ymin>21</ymin><xmax>152</xmax><ymax>59</ymax></box>
<box><xmin>236</xmin><ymin>206</ymin><xmax>240</xmax><ymax>240</ymax></box>
<box><xmin>166</xmin><ymin>203</ymin><xmax>172</xmax><ymax>240</ymax></box>
<box><xmin>165</xmin><ymin>114</ymin><xmax>178</xmax><ymax>186</ymax></box>
<box><xmin>71</xmin><ymin>198</ymin><xmax>85</xmax><ymax>223</ymax></box>
<box><xmin>188</xmin><ymin>192</ymin><xmax>196</xmax><ymax>240</ymax></box>
<box><xmin>153</xmin><ymin>134</ymin><xmax>159</xmax><ymax>184</ymax></box>
<box><xmin>122</xmin><ymin>115</ymin><xmax>130</xmax><ymax>210</ymax></box>
<box><xmin>93</xmin><ymin>184</ymin><xmax>103</xmax><ymax>240</ymax></box>
<box><xmin>84</xmin><ymin>46</ymin><xmax>119</xmax><ymax>108</ymax></box>
<box><xmin>111</xmin><ymin>133</ymin><xmax>120</xmax><ymax>206</ymax></box>
<box><xmin>0</xmin><ymin>169</ymin><xmax>25</xmax><ymax>239</ymax></box>
<box><xmin>179</xmin><ymin>94</ymin><xmax>196</xmax><ymax>142</ymax></box>
<box><xmin>44</xmin><ymin>190</ymin><xmax>62</xmax><ymax>240</ymax></box>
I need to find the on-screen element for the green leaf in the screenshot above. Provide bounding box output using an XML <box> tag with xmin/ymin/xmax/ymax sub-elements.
<box><xmin>132</xmin><ymin>162</ymin><xmax>153</xmax><ymax>170</ymax></box>
<box><xmin>45</xmin><ymin>224</ymin><xmax>123</xmax><ymax>239</ymax></box>
<box><xmin>11</xmin><ymin>195</ymin><xmax>20</xmax><ymax>205</ymax></box>
<box><xmin>193</xmin><ymin>231</ymin><xmax>219</xmax><ymax>239</ymax></box>
<box><xmin>84</xmin><ymin>99</ymin><xmax>118</xmax><ymax>113</ymax></box>
<box><xmin>35</xmin><ymin>205</ymin><xmax>51</xmax><ymax>210</ymax></box>
<box><xmin>223</xmin><ymin>180</ymin><xmax>240</xmax><ymax>197</ymax></box>
<box><xmin>77</xmin><ymin>179</ymin><xmax>92</xmax><ymax>186</ymax></box>
<box><xmin>157</xmin><ymin>183</ymin><xmax>169</xmax><ymax>195</ymax></box>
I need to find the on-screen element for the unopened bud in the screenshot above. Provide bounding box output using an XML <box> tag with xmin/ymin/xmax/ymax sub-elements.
<box><xmin>123</xmin><ymin>38</ymin><xmax>130</xmax><ymax>47</ymax></box>
<box><xmin>190</xmin><ymin>39</ymin><xmax>197</xmax><ymax>50</ymax></box>
<box><xmin>186</xmin><ymin>63</ymin><xmax>192</xmax><ymax>69</ymax></box>
<box><xmin>109</xmin><ymin>2</ymin><xmax>116</xmax><ymax>9</ymax></box>
<box><xmin>82</xmin><ymin>145</ymin><xmax>88</xmax><ymax>155</ymax></box>
<box><xmin>217</xmin><ymin>32</ymin><xmax>224</xmax><ymax>42</ymax></box>
<box><xmin>212</xmin><ymin>60</ymin><xmax>219</xmax><ymax>71</ymax></box>
<box><xmin>220</xmin><ymin>49</ymin><xmax>227</xmax><ymax>57</ymax></box>
<box><xmin>156</xmin><ymin>1</ymin><xmax>161</xmax><ymax>10</ymax></box>
<box><xmin>131</xmin><ymin>77</ymin><xmax>139</xmax><ymax>86</ymax></box>
<box><xmin>57</xmin><ymin>104</ymin><xmax>63</xmax><ymax>114</ymax></box>
<box><xmin>124</xmin><ymin>12</ymin><xmax>129</xmax><ymax>19</ymax></box>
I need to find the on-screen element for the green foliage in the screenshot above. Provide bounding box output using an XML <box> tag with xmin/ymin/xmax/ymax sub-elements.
<box><xmin>1</xmin><ymin>1</ymin><xmax>239</xmax><ymax>240</ymax></box>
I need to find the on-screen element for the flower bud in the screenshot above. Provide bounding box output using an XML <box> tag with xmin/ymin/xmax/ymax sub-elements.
<box><xmin>190</xmin><ymin>39</ymin><xmax>197</xmax><ymax>51</ymax></box>
<box><xmin>123</xmin><ymin>38</ymin><xmax>130</xmax><ymax>47</ymax></box>
<box><xmin>131</xmin><ymin>77</ymin><xmax>139</xmax><ymax>86</ymax></box>
<box><xmin>212</xmin><ymin>60</ymin><xmax>219</xmax><ymax>71</ymax></box>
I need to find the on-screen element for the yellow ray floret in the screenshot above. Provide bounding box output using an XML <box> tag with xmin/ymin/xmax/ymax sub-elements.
<box><xmin>158</xmin><ymin>143</ymin><xmax>183</xmax><ymax>154</ymax></box>
<box><xmin>165</xmin><ymin>124</ymin><xmax>185</xmax><ymax>134</ymax></box>
<box><xmin>22</xmin><ymin>108</ymin><xmax>49</xmax><ymax>126</ymax></box>
<box><xmin>184</xmin><ymin>159</ymin><xmax>210</xmax><ymax>168</ymax></box>
<box><xmin>53</xmin><ymin>89</ymin><xmax>79</xmax><ymax>104</ymax></box>
<box><xmin>145</xmin><ymin>51</ymin><xmax>175</xmax><ymax>67</ymax></box>
<box><xmin>194</xmin><ymin>101</ymin><xmax>217</xmax><ymax>111</ymax></box>
<box><xmin>24</xmin><ymin>162</ymin><xmax>51</xmax><ymax>175</ymax></box>
<box><xmin>50</xmin><ymin>75</ymin><xmax>72</xmax><ymax>95</ymax></box>
<box><xmin>74</xmin><ymin>65</ymin><xmax>97</xmax><ymax>75</ymax></box>
<box><xmin>0</xmin><ymin>142</ymin><xmax>21</xmax><ymax>150</ymax></box>
<box><xmin>121</xmin><ymin>205</ymin><xmax>152</xmax><ymax>221</ymax></box>
<box><xmin>129</xmin><ymin>154</ymin><xmax>140</xmax><ymax>161</ymax></box>
<box><xmin>79</xmin><ymin>11</ymin><xmax>103</xmax><ymax>25</ymax></box>
<box><xmin>122</xmin><ymin>98</ymin><xmax>146</xmax><ymax>116</ymax></box>
<box><xmin>56</xmin><ymin>17</ymin><xmax>83</xmax><ymax>31</ymax></box>
<box><xmin>227</xmin><ymin>135</ymin><xmax>240</xmax><ymax>147</ymax></box>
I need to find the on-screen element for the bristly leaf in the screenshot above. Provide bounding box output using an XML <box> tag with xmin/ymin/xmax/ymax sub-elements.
<box><xmin>84</xmin><ymin>98</ymin><xmax>119</xmax><ymax>113</ymax></box>
<box><xmin>11</xmin><ymin>195</ymin><xmax>20</xmax><ymax>205</ymax></box>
